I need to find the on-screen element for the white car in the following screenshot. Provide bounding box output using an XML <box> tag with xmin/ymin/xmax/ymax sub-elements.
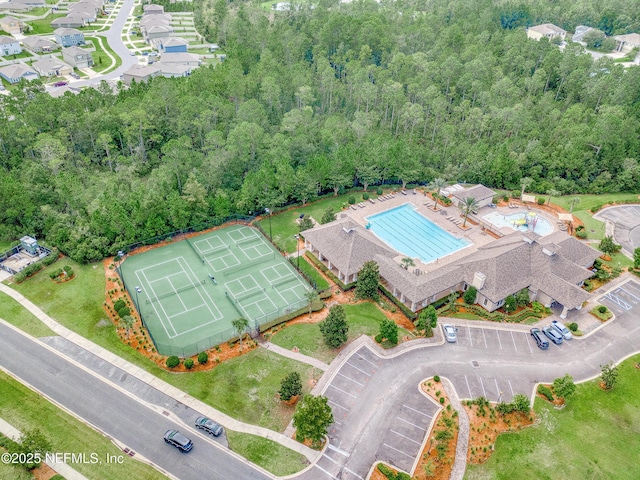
<box><xmin>551</xmin><ymin>320</ymin><xmax>572</xmax><ymax>340</ymax></box>
<box><xmin>443</xmin><ymin>324</ymin><xmax>457</xmax><ymax>343</ymax></box>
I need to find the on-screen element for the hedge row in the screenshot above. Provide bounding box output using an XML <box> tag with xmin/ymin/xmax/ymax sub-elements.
<box><xmin>378</xmin><ymin>284</ymin><xmax>417</xmax><ymax>320</ymax></box>
<box><xmin>377</xmin><ymin>463</ymin><xmax>411</xmax><ymax>480</ymax></box>
<box><xmin>305</xmin><ymin>251</ymin><xmax>355</xmax><ymax>290</ymax></box>
<box><xmin>13</xmin><ymin>248</ymin><xmax>60</xmax><ymax>283</ymax></box>
<box><xmin>288</xmin><ymin>256</ymin><xmax>331</xmax><ymax>292</ymax></box>
<box><xmin>438</xmin><ymin>302</ymin><xmax>546</xmax><ymax>324</ymax></box>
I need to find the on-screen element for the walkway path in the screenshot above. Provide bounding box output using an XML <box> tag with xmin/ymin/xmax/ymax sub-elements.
<box><xmin>442</xmin><ymin>378</ymin><xmax>469</xmax><ymax>480</ymax></box>
<box><xmin>260</xmin><ymin>341</ymin><xmax>329</xmax><ymax>371</ymax></box>
<box><xmin>0</xmin><ymin>417</ymin><xmax>89</xmax><ymax>480</ymax></box>
<box><xmin>0</xmin><ymin>283</ymin><xmax>317</xmax><ymax>463</ymax></box>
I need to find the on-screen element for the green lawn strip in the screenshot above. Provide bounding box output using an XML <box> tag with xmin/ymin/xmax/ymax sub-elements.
<box><xmin>0</xmin><ymin>240</ymin><xmax>18</xmax><ymax>252</ymax></box>
<box><xmin>85</xmin><ymin>37</ymin><xmax>121</xmax><ymax>73</ymax></box>
<box><xmin>258</xmin><ymin>192</ymin><xmax>379</xmax><ymax>253</ymax></box>
<box><xmin>0</xmin><ymin>371</ymin><xmax>166</xmax><ymax>480</ymax></box>
<box><xmin>602</xmin><ymin>251</ymin><xmax>634</xmax><ymax>269</ymax></box>
<box><xmin>0</xmin><ymin>457</ymin><xmax>31</xmax><ymax>480</ymax></box>
<box><xmin>165</xmin><ymin>348</ymin><xmax>314</xmax><ymax>431</ymax></box>
<box><xmin>465</xmin><ymin>354</ymin><xmax>640</xmax><ymax>480</ymax></box>
<box><xmin>550</xmin><ymin>193</ymin><xmax>639</xmax><ymax>213</ymax></box>
<box><xmin>295</xmin><ymin>256</ymin><xmax>330</xmax><ymax>291</ymax></box>
<box><xmin>573</xmin><ymin>210</ymin><xmax>605</xmax><ymax>240</ymax></box>
<box><xmin>270</xmin><ymin>302</ymin><xmax>409</xmax><ymax>363</ymax></box>
<box><xmin>0</xmin><ymin>294</ymin><xmax>56</xmax><ymax>338</ymax></box>
<box><xmin>26</xmin><ymin>14</ymin><xmax>66</xmax><ymax>35</ymax></box>
<box><xmin>226</xmin><ymin>431</ymin><xmax>307</xmax><ymax>476</ymax></box>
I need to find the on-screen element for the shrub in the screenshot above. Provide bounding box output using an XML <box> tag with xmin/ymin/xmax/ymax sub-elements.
<box><xmin>63</xmin><ymin>265</ymin><xmax>72</xmax><ymax>273</ymax></box>
<box><xmin>117</xmin><ymin>306</ymin><xmax>130</xmax><ymax>318</ymax></box>
<box><xmin>537</xmin><ymin>197</ymin><xmax>546</xmax><ymax>205</ymax></box>
<box><xmin>568</xmin><ymin>322</ymin><xmax>578</xmax><ymax>332</ymax></box>
<box><xmin>184</xmin><ymin>358</ymin><xmax>194</xmax><ymax>369</ymax></box>
<box><xmin>166</xmin><ymin>356</ymin><xmax>180</xmax><ymax>368</ymax></box>
<box><xmin>348</xmin><ymin>196</ymin><xmax>356</xmax><ymax>204</ymax></box>
<box><xmin>598</xmin><ymin>305</ymin><xmax>607</xmax><ymax>314</ymax></box>
<box><xmin>362</xmin><ymin>192</ymin><xmax>369</xmax><ymax>200</ymax></box>
<box><xmin>376</xmin><ymin>187</ymin><xmax>383</xmax><ymax>195</ymax></box>
<box><xmin>576</xmin><ymin>230</ymin><xmax>588</xmax><ymax>239</ymax></box>
<box><xmin>531</xmin><ymin>301</ymin><xmax>544</xmax><ymax>313</ymax></box>
<box><xmin>433</xmin><ymin>375</ymin><xmax>440</xmax><ymax>382</ymax></box>
<box><xmin>593</xmin><ymin>259</ymin><xmax>602</xmax><ymax>269</ymax></box>
<box><xmin>374</xmin><ymin>333</ymin><xmax>383</xmax><ymax>343</ymax></box>
<box><xmin>537</xmin><ymin>384</ymin><xmax>554</xmax><ymax>401</ymax></box>
<box><xmin>439</xmin><ymin>397</ymin><xmax>445</xmax><ymax>404</ymax></box>
<box><xmin>463</xmin><ymin>286</ymin><xmax>477</xmax><ymax>304</ymax></box>
<box><xmin>502</xmin><ymin>195</ymin><xmax>509</xmax><ymax>202</ymax></box>
<box><xmin>511</xmin><ymin>190</ymin><xmax>520</xmax><ymax>199</ymax></box>
<box><xmin>591</xmin><ymin>204</ymin><xmax>602</xmax><ymax>213</ymax></box>
<box><xmin>279</xmin><ymin>371</ymin><xmax>303</xmax><ymax>401</ymax></box>
<box><xmin>113</xmin><ymin>299</ymin><xmax>126</xmax><ymax>311</ymax></box>
<box><xmin>197</xmin><ymin>351</ymin><xmax>208</xmax><ymax>364</ymax></box>
<box><xmin>64</xmin><ymin>268</ymin><xmax>74</xmax><ymax>277</ymax></box>
<box><xmin>576</xmin><ymin>225</ymin><xmax>585</xmax><ymax>231</ymax></box>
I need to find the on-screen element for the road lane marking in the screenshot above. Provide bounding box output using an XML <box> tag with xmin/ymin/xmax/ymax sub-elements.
<box><xmin>510</xmin><ymin>331</ymin><xmax>518</xmax><ymax>351</ymax></box>
<box><xmin>397</xmin><ymin>417</ymin><xmax>427</xmax><ymax>431</ymax></box>
<box><xmin>402</xmin><ymin>404</ymin><xmax>432</xmax><ymax>418</ymax></box>
<box><xmin>465</xmin><ymin>375</ymin><xmax>472</xmax><ymax>398</ymax></box>
<box><xmin>344</xmin><ymin>467</ymin><xmax>364</xmax><ymax>479</ymax></box>
<box><xmin>496</xmin><ymin>330</ymin><xmax>503</xmax><ymax>350</ymax></box>
<box><xmin>329</xmin><ymin>384</ymin><xmax>356</xmax><ymax>398</ymax></box>
<box><xmin>383</xmin><ymin>443</ymin><xmax>415</xmax><ymax>459</ymax></box>
<box><xmin>482</xmin><ymin>328</ymin><xmax>488</xmax><ymax>349</ymax></box>
<box><xmin>338</xmin><ymin>372</ymin><xmax>364</xmax><ymax>386</ymax></box>
<box><xmin>479</xmin><ymin>377</ymin><xmax>487</xmax><ymax>398</ymax></box>
<box><xmin>390</xmin><ymin>429</ymin><xmax>421</xmax><ymax>445</ymax></box>
<box><xmin>314</xmin><ymin>463</ymin><xmax>338</xmax><ymax>479</ymax></box>
<box><xmin>328</xmin><ymin>444</ymin><xmax>350</xmax><ymax>457</ymax></box>
<box><xmin>345</xmin><ymin>362</ymin><xmax>372</xmax><ymax>377</ymax></box>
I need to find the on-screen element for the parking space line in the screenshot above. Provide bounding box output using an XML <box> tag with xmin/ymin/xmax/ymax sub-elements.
<box><xmin>397</xmin><ymin>417</ymin><xmax>427</xmax><ymax>431</ymax></box>
<box><xmin>496</xmin><ymin>330</ymin><xmax>503</xmax><ymax>350</ymax></box>
<box><xmin>510</xmin><ymin>331</ymin><xmax>518</xmax><ymax>351</ymax></box>
<box><xmin>549</xmin><ymin>339</ymin><xmax>561</xmax><ymax>349</ymax></box>
<box><xmin>338</xmin><ymin>372</ymin><xmax>364</xmax><ymax>386</ymax></box>
<box><xmin>329</xmin><ymin>384</ymin><xmax>357</xmax><ymax>398</ymax></box>
<box><xmin>402</xmin><ymin>404</ymin><xmax>432</xmax><ymax>418</ymax></box>
<box><xmin>383</xmin><ymin>443</ymin><xmax>415</xmax><ymax>459</ymax></box>
<box><xmin>562</xmin><ymin>339</ymin><xmax>573</xmax><ymax>347</ymax></box>
<box><xmin>494</xmin><ymin>378</ymin><xmax>500</xmax><ymax>398</ymax></box>
<box><xmin>328</xmin><ymin>444</ymin><xmax>350</xmax><ymax>457</ymax></box>
<box><xmin>328</xmin><ymin>399</ymin><xmax>349</xmax><ymax>411</ymax></box>
<box><xmin>323</xmin><ymin>453</ymin><xmax>340</xmax><ymax>465</ymax></box>
<box><xmin>465</xmin><ymin>375</ymin><xmax>472</xmax><ymax>398</ymax></box>
<box><xmin>344</xmin><ymin>467</ymin><xmax>364</xmax><ymax>479</ymax></box>
<box><xmin>333</xmin><ymin>419</ymin><xmax>342</xmax><ymax>425</ymax></box>
<box><xmin>356</xmin><ymin>353</ymin><xmax>378</xmax><ymax>369</ymax></box>
<box><xmin>468</xmin><ymin>326</ymin><xmax>473</xmax><ymax>347</ymax></box>
<box><xmin>526</xmin><ymin>333</ymin><xmax>533</xmax><ymax>353</ymax></box>
<box><xmin>482</xmin><ymin>329</ymin><xmax>488</xmax><ymax>349</ymax></box>
<box><xmin>390</xmin><ymin>429</ymin><xmax>422</xmax><ymax>445</ymax></box>
<box><xmin>314</xmin><ymin>463</ymin><xmax>338</xmax><ymax>479</ymax></box>
<box><xmin>479</xmin><ymin>377</ymin><xmax>487</xmax><ymax>398</ymax></box>
<box><xmin>345</xmin><ymin>362</ymin><xmax>372</xmax><ymax>377</ymax></box>
<box><xmin>619</xmin><ymin>286</ymin><xmax>640</xmax><ymax>302</ymax></box>
<box><xmin>508</xmin><ymin>380</ymin><xmax>514</xmax><ymax>397</ymax></box>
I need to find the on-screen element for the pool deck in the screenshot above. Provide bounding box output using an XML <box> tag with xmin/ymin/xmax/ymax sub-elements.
<box><xmin>340</xmin><ymin>192</ymin><xmax>562</xmax><ymax>276</ymax></box>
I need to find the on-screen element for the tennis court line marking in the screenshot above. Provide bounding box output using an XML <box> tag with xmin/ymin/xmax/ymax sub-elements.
<box><xmin>137</xmin><ymin>268</ymin><xmax>177</xmax><ymax>338</ymax></box>
<box><xmin>179</xmin><ymin>257</ymin><xmax>223</xmax><ymax>319</ymax></box>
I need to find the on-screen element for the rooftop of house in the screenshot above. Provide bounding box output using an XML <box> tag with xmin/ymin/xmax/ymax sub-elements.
<box><xmin>451</xmin><ymin>184</ymin><xmax>496</xmax><ymax>202</ymax></box>
<box><xmin>529</xmin><ymin>23</ymin><xmax>566</xmax><ymax>35</ymax></box>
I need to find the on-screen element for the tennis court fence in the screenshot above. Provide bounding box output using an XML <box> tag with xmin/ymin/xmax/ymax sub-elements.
<box><xmin>145</xmin><ymin>280</ymin><xmax>206</xmax><ymax>303</ymax></box>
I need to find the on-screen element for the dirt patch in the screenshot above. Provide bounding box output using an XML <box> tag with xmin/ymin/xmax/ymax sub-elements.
<box><xmin>32</xmin><ymin>463</ymin><xmax>57</xmax><ymax>480</ymax></box>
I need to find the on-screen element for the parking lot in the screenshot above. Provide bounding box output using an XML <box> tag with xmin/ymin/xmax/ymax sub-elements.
<box><xmin>598</xmin><ymin>280</ymin><xmax>640</xmax><ymax>316</ymax></box>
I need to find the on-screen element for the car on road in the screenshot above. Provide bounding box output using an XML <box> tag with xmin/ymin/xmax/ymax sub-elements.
<box><xmin>443</xmin><ymin>324</ymin><xmax>457</xmax><ymax>343</ymax></box>
<box><xmin>542</xmin><ymin>325</ymin><xmax>563</xmax><ymax>345</ymax></box>
<box><xmin>551</xmin><ymin>320</ymin><xmax>572</xmax><ymax>340</ymax></box>
<box><xmin>163</xmin><ymin>429</ymin><xmax>193</xmax><ymax>452</ymax></box>
<box><xmin>53</xmin><ymin>81</ymin><xmax>67</xmax><ymax>87</ymax></box>
<box><xmin>530</xmin><ymin>328</ymin><xmax>549</xmax><ymax>350</ymax></box>
<box><xmin>194</xmin><ymin>416</ymin><xmax>224</xmax><ymax>437</ymax></box>
<box><xmin>69</xmin><ymin>72</ymin><xmax>80</xmax><ymax>79</ymax></box>
<box><xmin>129</xmin><ymin>50</ymin><xmax>136</xmax><ymax>56</ymax></box>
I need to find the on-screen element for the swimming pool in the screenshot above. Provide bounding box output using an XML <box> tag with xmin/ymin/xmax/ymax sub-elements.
<box><xmin>483</xmin><ymin>211</ymin><xmax>553</xmax><ymax>236</ymax></box>
<box><xmin>367</xmin><ymin>204</ymin><xmax>470</xmax><ymax>264</ymax></box>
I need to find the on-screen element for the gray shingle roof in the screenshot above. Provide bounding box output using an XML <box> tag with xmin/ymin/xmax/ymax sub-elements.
<box><xmin>452</xmin><ymin>184</ymin><xmax>496</xmax><ymax>202</ymax></box>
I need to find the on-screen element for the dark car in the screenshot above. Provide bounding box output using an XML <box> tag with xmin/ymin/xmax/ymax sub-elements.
<box><xmin>53</xmin><ymin>81</ymin><xmax>68</xmax><ymax>87</ymax></box>
<box><xmin>530</xmin><ymin>328</ymin><xmax>549</xmax><ymax>350</ymax></box>
<box><xmin>542</xmin><ymin>325</ymin><xmax>563</xmax><ymax>345</ymax></box>
<box><xmin>163</xmin><ymin>429</ymin><xmax>193</xmax><ymax>452</ymax></box>
<box><xmin>195</xmin><ymin>416</ymin><xmax>223</xmax><ymax>437</ymax></box>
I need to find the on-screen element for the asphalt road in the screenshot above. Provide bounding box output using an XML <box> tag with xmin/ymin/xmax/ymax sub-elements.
<box><xmin>0</xmin><ymin>321</ymin><xmax>270</xmax><ymax>480</ymax></box>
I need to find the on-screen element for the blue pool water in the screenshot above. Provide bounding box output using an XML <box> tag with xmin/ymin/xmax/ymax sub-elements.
<box><xmin>483</xmin><ymin>211</ymin><xmax>553</xmax><ymax>236</ymax></box>
<box><xmin>367</xmin><ymin>204</ymin><xmax>470</xmax><ymax>264</ymax></box>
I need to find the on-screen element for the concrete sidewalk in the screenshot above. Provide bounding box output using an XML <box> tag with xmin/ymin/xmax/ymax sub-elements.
<box><xmin>0</xmin><ymin>283</ymin><xmax>318</xmax><ymax>463</ymax></box>
<box><xmin>0</xmin><ymin>417</ymin><xmax>89</xmax><ymax>480</ymax></box>
<box><xmin>260</xmin><ymin>341</ymin><xmax>329</xmax><ymax>371</ymax></box>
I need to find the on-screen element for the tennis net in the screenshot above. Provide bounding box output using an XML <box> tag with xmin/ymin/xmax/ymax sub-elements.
<box><xmin>146</xmin><ymin>280</ymin><xmax>206</xmax><ymax>303</ymax></box>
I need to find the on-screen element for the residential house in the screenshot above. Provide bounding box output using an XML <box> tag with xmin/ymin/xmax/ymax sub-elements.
<box><xmin>50</xmin><ymin>15</ymin><xmax>88</xmax><ymax>29</ymax></box>
<box><xmin>139</xmin><ymin>13</ymin><xmax>171</xmax><ymax>30</ymax></box>
<box><xmin>32</xmin><ymin>57</ymin><xmax>73</xmax><ymax>77</ymax></box>
<box><xmin>0</xmin><ymin>15</ymin><xmax>25</xmax><ymax>35</ymax></box>
<box><xmin>48</xmin><ymin>84</ymin><xmax>80</xmax><ymax>98</ymax></box>
<box><xmin>22</xmin><ymin>35</ymin><xmax>58</xmax><ymax>53</ymax></box>
<box><xmin>451</xmin><ymin>184</ymin><xmax>496</xmax><ymax>209</ymax></box>
<box><xmin>0</xmin><ymin>35</ymin><xmax>20</xmax><ymax>55</ymax></box>
<box><xmin>62</xmin><ymin>45</ymin><xmax>93</xmax><ymax>68</ymax></box>
<box><xmin>571</xmin><ymin>25</ymin><xmax>603</xmax><ymax>43</ymax></box>
<box><xmin>54</xmin><ymin>28</ymin><xmax>85</xmax><ymax>47</ymax></box>
<box><xmin>614</xmin><ymin>33</ymin><xmax>640</xmax><ymax>52</ymax></box>
<box><xmin>157</xmin><ymin>37</ymin><xmax>188</xmax><ymax>53</ymax></box>
<box><xmin>155</xmin><ymin>62</ymin><xmax>192</xmax><ymax>78</ymax></box>
<box><xmin>526</xmin><ymin>23</ymin><xmax>567</xmax><ymax>42</ymax></box>
<box><xmin>0</xmin><ymin>0</ymin><xmax>45</xmax><ymax>12</ymax></box>
<box><xmin>145</xmin><ymin>24</ymin><xmax>174</xmax><ymax>42</ymax></box>
<box><xmin>157</xmin><ymin>52</ymin><xmax>200</xmax><ymax>67</ymax></box>
<box><xmin>0</xmin><ymin>62</ymin><xmax>38</xmax><ymax>83</ymax></box>
<box><xmin>122</xmin><ymin>63</ymin><xmax>160</xmax><ymax>85</ymax></box>
<box><xmin>143</xmin><ymin>3</ymin><xmax>164</xmax><ymax>15</ymax></box>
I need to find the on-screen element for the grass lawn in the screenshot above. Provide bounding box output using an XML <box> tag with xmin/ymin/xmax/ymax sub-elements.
<box><xmin>270</xmin><ymin>302</ymin><xmax>409</xmax><ymax>363</ymax></box>
<box><xmin>465</xmin><ymin>354</ymin><xmax>640</xmax><ymax>480</ymax></box>
<box><xmin>0</xmin><ymin>371</ymin><xmax>165</xmax><ymax>480</ymax></box>
<box><xmin>0</xmin><ymin>240</ymin><xmax>17</xmax><ymax>252</ymax></box>
<box><xmin>85</xmin><ymin>37</ymin><xmax>121</xmax><ymax>73</ymax></box>
<box><xmin>0</xmin><ymin>456</ymin><xmax>31</xmax><ymax>480</ymax></box>
<box><xmin>0</xmin><ymin>294</ymin><xmax>56</xmax><ymax>338</ymax></box>
<box><xmin>226</xmin><ymin>431</ymin><xmax>307</xmax><ymax>476</ymax></box>
<box><xmin>296</xmin><ymin>256</ymin><xmax>330</xmax><ymax>291</ymax></box>
<box><xmin>573</xmin><ymin>210</ymin><xmax>606</xmax><ymax>240</ymax></box>
<box><xmin>27</xmin><ymin>14</ymin><xmax>66</xmax><ymax>35</ymax></box>
<box><xmin>258</xmin><ymin>191</ymin><xmax>380</xmax><ymax>253</ymax></box>
<box><xmin>551</xmin><ymin>193</ymin><xmax>639</xmax><ymax>214</ymax></box>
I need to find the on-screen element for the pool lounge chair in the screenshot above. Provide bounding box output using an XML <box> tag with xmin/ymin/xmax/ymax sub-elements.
<box><xmin>369</xmin><ymin>198</ymin><xmax>376</xmax><ymax>204</ymax></box>
<box><xmin>350</xmin><ymin>205</ymin><xmax>357</xmax><ymax>210</ymax></box>
<box><xmin>401</xmin><ymin>190</ymin><xmax>407</xmax><ymax>195</ymax></box>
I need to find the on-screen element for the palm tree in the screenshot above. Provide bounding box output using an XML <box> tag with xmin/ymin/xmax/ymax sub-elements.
<box><xmin>400</xmin><ymin>257</ymin><xmax>415</xmax><ymax>270</ymax></box>
<box><xmin>430</xmin><ymin>178</ymin><xmax>446</xmax><ymax>210</ymax></box>
<box><xmin>569</xmin><ymin>197</ymin><xmax>580</xmax><ymax>213</ymax></box>
<box><xmin>120</xmin><ymin>315</ymin><xmax>135</xmax><ymax>339</ymax></box>
<box><xmin>305</xmin><ymin>289</ymin><xmax>319</xmax><ymax>318</ymax></box>
<box><xmin>461</xmin><ymin>196</ymin><xmax>478</xmax><ymax>227</ymax></box>
<box><xmin>232</xmin><ymin>317</ymin><xmax>249</xmax><ymax>349</ymax></box>
<box><xmin>520</xmin><ymin>177</ymin><xmax>533</xmax><ymax>198</ymax></box>
<box><xmin>546</xmin><ymin>189</ymin><xmax>561</xmax><ymax>206</ymax></box>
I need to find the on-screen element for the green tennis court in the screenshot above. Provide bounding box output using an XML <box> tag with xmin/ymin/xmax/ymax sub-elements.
<box><xmin>119</xmin><ymin>225</ymin><xmax>311</xmax><ymax>357</ymax></box>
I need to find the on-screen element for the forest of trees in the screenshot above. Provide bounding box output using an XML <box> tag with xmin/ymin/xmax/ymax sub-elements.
<box><xmin>0</xmin><ymin>0</ymin><xmax>639</xmax><ymax>262</ymax></box>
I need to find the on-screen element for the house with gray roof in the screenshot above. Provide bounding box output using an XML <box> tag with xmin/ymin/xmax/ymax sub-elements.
<box><xmin>451</xmin><ymin>184</ymin><xmax>496</xmax><ymax>208</ymax></box>
<box><xmin>0</xmin><ymin>62</ymin><xmax>38</xmax><ymax>83</ymax></box>
<box><xmin>54</xmin><ymin>28</ymin><xmax>85</xmax><ymax>47</ymax></box>
<box><xmin>22</xmin><ymin>35</ymin><xmax>58</xmax><ymax>53</ymax></box>
<box><xmin>155</xmin><ymin>62</ymin><xmax>193</xmax><ymax>78</ymax></box>
<box><xmin>62</xmin><ymin>45</ymin><xmax>93</xmax><ymax>68</ymax></box>
<box><xmin>122</xmin><ymin>63</ymin><xmax>160</xmax><ymax>85</ymax></box>
<box><xmin>527</xmin><ymin>23</ymin><xmax>567</xmax><ymax>42</ymax></box>
<box><xmin>614</xmin><ymin>33</ymin><xmax>640</xmax><ymax>53</ymax></box>
<box><xmin>143</xmin><ymin>3</ymin><xmax>164</xmax><ymax>15</ymax></box>
<box><xmin>304</xmin><ymin>217</ymin><xmax>599</xmax><ymax>318</ymax></box>
<box><xmin>0</xmin><ymin>35</ymin><xmax>20</xmax><ymax>56</ymax></box>
<box><xmin>32</xmin><ymin>57</ymin><xmax>72</xmax><ymax>77</ymax></box>
<box><xmin>0</xmin><ymin>15</ymin><xmax>25</xmax><ymax>35</ymax></box>
<box><xmin>157</xmin><ymin>52</ymin><xmax>200</xmax><ymax>67</ymax></box>
<box><xmin>51</xmin><ymin>14</ymin><xmax>88</xmax><ymax>29</ymax></box>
